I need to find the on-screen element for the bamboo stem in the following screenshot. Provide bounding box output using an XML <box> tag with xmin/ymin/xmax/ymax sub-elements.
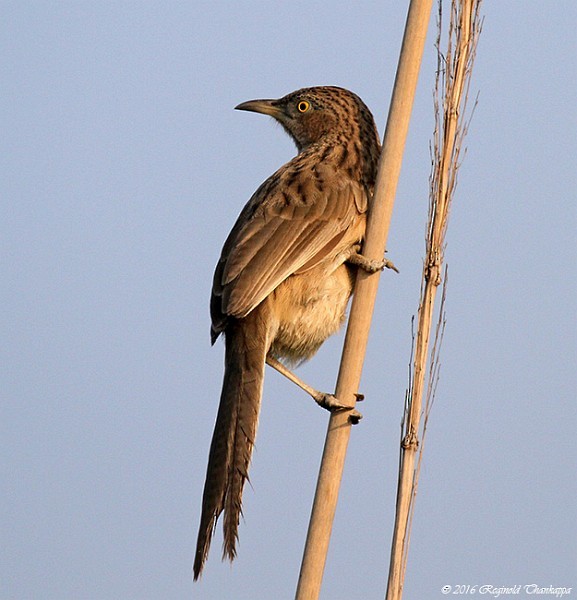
<box><xmin>294</xmin><ymin>2</ymin><xmax>433</xmax><ymax>598</ymax></box>
<box><xmin>385</xmin><ymin>2</ymin><xmax>482</xmax><ymax>599</ymax></box>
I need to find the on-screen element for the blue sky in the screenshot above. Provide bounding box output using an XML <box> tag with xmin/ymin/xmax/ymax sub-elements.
<box><xmin>2</xmin><ymin>2</ymin><xmax>576</xmax><ymax>599</ymax></box>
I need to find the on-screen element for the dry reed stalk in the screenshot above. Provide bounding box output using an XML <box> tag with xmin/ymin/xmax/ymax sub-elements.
<box><xmin>295</xmin><ymin>1</ymin><xmax>435</xmax><ymax>598</ymax></box>
<box><xmin>385</xmin><ymin>1</ymin><xmax>483</xmax><ymax>599</ymax></box>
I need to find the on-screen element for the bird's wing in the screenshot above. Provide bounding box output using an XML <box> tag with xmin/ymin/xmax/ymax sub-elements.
<box><xmin>212</xmin><ymin>175</ymin><xmax>368</xmax><ymax>323</ymax></box>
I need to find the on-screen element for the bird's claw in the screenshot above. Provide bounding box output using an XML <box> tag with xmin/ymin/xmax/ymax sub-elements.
<box><xmin>381</xmin><ymin>257</ymin><xmax>399</xmax><ymax>273</ymax></box>
<box><xmin>346</xmin><ymin>409</ymin><xmax>363</xmax><ymax>424</ymax></box>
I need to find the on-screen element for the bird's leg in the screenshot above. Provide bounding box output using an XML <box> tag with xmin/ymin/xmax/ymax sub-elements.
<box><xmin>348</xmin><ymin>245</ymin><xmax>399</xmax><ymax>274</ymax></box>
<box><xmin>266</xmin><ymin>355</ymin><xmax>363</xmax><ymax>422</ymax></box>
<box><xmin>266</xmin><ymin>356</ymin><xmax>343</xmax><ymax>409</ymax></box>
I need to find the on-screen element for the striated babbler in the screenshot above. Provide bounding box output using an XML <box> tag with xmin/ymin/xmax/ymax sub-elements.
<box><xmin>194</xmin><ymin>86</ymin><xmax>382</xmax><ymax>579</ymax></box>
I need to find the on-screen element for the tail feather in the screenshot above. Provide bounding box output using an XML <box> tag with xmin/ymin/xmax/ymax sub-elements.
<box><xmin>193</xmin><ymin>311</ymin><xmax>267</xmax><ymax>579</ymax></box>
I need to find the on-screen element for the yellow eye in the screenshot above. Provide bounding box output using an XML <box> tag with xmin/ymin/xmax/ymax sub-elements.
<box><xmin>297</xmin><ymin>100</ymin><xmax>310</xmax><ymax>113</ymax></box>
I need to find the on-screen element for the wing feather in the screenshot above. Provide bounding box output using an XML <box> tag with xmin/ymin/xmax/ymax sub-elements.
<box><xmin>212</xmin><ymin>172</ymin><xmax>368</xmax><ymax>325</ymax></box>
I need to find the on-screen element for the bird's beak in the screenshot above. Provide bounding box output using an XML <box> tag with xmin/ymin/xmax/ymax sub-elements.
<box><xmin>235</xmin><ymin>99</ymin><xmax>284</xmax><ymax>119</ymax></box>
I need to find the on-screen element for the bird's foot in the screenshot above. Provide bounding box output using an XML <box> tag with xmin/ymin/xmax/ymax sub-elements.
<box><xmin>265</xmin><ymin>356</ymin><xmax>363</xmax><ymax>423</ymax></box>
<box><xmin>313</xmin><ymin>392</ymin><xmax>345</xmax><ymax>411</ymax></box>
<box><xmin>313</xmin><ymin>392</ymin><xmax>363</xmax><ymax>424</ymax></box>
<box><xmin>348</xmin><ymin>248</ymin><xmax>399</xmax><ymax>274</ymax></box>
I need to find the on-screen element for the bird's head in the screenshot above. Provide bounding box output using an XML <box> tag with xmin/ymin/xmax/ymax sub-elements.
<box><xmin>235</xmin><ymin>86</ymin><xmax>380</xmax><ymax>155</ymax></box>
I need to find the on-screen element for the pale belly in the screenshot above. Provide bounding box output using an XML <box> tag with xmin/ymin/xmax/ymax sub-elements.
<box><xmin>268</xmin><ymin>262</ymin><xmax>355</xmax><ymax>365</ymax></box>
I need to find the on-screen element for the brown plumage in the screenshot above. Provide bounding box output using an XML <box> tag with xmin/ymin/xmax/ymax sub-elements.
<box><xmin>194</xmin><ymin>86</ymin><xmax>381</xmax><ymax>579</ymax></box>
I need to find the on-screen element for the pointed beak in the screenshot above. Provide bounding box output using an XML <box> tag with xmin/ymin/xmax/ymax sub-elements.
<box><xmin>235</xmin><ymin>99</ymin><xmax>284</xmax><ymax>119</ymax></box>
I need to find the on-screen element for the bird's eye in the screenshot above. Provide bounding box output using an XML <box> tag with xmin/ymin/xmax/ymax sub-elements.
<box><xmin>297</xmin><ymin>100</ymin><xmax>310</xmax><ymax>113</ymax></box>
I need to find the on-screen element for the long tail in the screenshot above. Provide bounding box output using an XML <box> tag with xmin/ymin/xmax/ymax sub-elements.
<box><xmin>193</xmin><ymin>310</ymin><xmax>268</xmax><ymax>579</ymax></box>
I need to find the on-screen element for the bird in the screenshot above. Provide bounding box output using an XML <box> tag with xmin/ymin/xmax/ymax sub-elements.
<box><xmin>194</xmin><ymin>86</ymin><xmax>382</xmax><ymax>580</ymax></box>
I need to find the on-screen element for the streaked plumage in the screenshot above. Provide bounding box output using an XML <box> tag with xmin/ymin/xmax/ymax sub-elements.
<box><xmin>194</xmin><ymin>86</ymin><xmax>380</xmax><ymax>579</ymax></box>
